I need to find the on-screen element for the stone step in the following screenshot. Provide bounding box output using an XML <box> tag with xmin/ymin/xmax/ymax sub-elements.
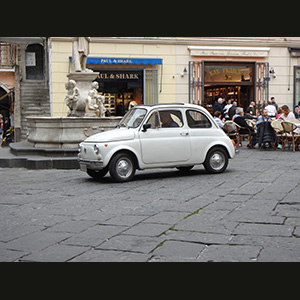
<box><xmin>0</xmin><ymin>144</ymin><xmax>79</xmax><ymax>170</ymax></box>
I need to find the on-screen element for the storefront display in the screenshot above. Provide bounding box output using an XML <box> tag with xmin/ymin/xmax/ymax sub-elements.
<box><xmin>93</xmin><ymin>69</ymin><xmax>144</xmax><ymax>116</ymax></box>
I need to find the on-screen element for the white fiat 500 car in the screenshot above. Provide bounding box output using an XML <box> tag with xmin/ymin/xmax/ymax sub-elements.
<box><xmin>78</xmin><ymin>103</ymin><xmax>236</xmax><ymax>182</ymax></box>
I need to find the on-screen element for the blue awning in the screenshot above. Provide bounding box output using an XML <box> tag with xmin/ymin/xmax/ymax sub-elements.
<box><xmin>70</xmin><ymin>57</ymin><xmax>162</xmax><ymax>66</ymax></box>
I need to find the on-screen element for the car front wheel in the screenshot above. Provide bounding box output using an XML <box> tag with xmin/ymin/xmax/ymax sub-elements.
<box><xmin>204</xmin><ymin>147</ymin><xmax>228</xmax><ymax>174</ymax></box>
<box><xmin>87</xmin><ymin>168</ymin><xmax>108</xmax><ymax>179</ymax></box>
<box><xmin>109</xmin><ymin>153</ymin><xmax>136</xmax><ymax>182</ymax></box>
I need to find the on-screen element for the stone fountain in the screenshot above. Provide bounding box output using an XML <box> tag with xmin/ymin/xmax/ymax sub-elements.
<box><xmin>26</xmin><ymin>37</ymin><xmax>122</xmax><ymax>150</ymax></box>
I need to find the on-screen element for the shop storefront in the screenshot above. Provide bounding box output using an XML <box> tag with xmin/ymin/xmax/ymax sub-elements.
<box><xmin>203</xmin><ymin>62</ymin><xmax>256</xmax><ymax>111</ymax></box>
<box><xmin>188</xmin><ymin>46</ymin><xmax>271</xmax><ymax>114</ymax></box>
<box><xmin>189</xmin><ymin>61</ymin><xmax>270</xmax><ymax>114</ymax></box>
<box><xmin>85</xmin><ymin>57</ymin><xmax>162</xmax><ymax>116</ymax></box>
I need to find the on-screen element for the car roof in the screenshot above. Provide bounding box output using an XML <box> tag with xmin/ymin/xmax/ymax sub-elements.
<box><xmin>137</xmin><ymin>103</ymin><xmax>207</xmax><ymax>111</ymax></box>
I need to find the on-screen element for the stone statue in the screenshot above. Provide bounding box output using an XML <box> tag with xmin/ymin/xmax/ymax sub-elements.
<box><xmin>65</xmin><ymin>79</ymin><xmax>86</xmax><ymax>117</ymax></box>
<box><xmin>72</xmin><ymin>37</ymin><xmax>92</xmax><ymax>73</ymax></box>
<box><xmin>85</xmin><ymin>90</ymin><xmax>100</xmax><ymax>117</ymax></box>
<box><xmin>91</xmin><ymin>82</ymin><xmax>106</xmax><ymax>117</ymax></box>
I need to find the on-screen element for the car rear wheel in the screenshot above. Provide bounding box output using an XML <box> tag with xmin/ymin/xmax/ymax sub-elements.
<box><xmin>109</xmin><ymin>153</ymin><xmax>136</xmax><ymax>183</ymax></box>
<box><xmin>204</xmin><ymin>147</ymin><xmax>228</xmax><ymax>174</ymax></box>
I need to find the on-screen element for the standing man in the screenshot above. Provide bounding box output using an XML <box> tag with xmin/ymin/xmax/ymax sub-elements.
<box><xmin>271</xmin><ymin>97</ymin><xmax>279</xmax><ymax>111</ymax></box>
<box><xmin>72</xmin><ymin>37</ymin><xmax>92</xmax><ymax>72</ymax></box>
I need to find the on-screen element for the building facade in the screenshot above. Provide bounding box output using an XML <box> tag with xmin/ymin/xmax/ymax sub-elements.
<box><xmin>50</xmin><ymin>37</ymin><xmax>300</xmax><ymax>117</ymax></box>
<box><xmin>2</xmin><ymin>37</ymin><xmax>300</xmax><ymax>141</ymax></box>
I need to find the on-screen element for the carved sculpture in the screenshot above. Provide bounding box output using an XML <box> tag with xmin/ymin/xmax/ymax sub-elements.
<box><xmin>72</xmin><ymin>37</ymin><xmax>92</xmax><ymax>73</ymax></box>
<box><xmin>65</xmin><ymin>80</ymin><xmax>85</xmax><ymax>117</ymax></box>
<box><xmin>85</xmin><ymin>90</ymin><xmax>100</xmax><ymax>117</ymax></box>
<box><xmin>91</xmin><ymin>82</ymin><xmax>106</xmax><ymax>117</ymax></box>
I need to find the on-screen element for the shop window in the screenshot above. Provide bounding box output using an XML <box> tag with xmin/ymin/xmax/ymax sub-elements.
<box><xmin>204</xmin><ymin>64</ymin><xmax>254</xmax><ymax>83</ymax></box>
<box><xmin>25</xmin><ymin>44</ymin><xmax>44</xmax><ymax>80</ymax></box>
<box><xmin>294</xmin><ymin>66</ymin><xmax>300</xmax><ymax>107</ymax></box>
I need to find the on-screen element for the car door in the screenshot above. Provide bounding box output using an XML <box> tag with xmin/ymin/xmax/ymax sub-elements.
<box><xmin>185</xmin><ymin>109</ymin><xmax>217</xmax><ymax>162</ymax></box>
<box><xmin>139</xmin><ymin>109</ymin><xmax>192</xmax><ymax>165</ymax></box>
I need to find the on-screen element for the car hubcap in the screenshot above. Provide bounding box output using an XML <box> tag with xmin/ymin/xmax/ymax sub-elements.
<box><xmin>116</xmin><ymin>158</ymin><xmax>133</xmax><ymax>178</ymax></box>
<box><xmin>210</xmin><ymin>152</ymin><xmax>225</xmax><ymax>171</ymax></box>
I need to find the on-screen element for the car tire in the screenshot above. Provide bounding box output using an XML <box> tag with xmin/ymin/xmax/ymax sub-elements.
<box><xmin>204</xmin><ymin>147</ymin><xmax>229</xmax><ymax>174</ymax></box>
<box><xmin>87</xmin><ymin>168</ymin><xmax>108</xmax><ymax>179</ymax></box>
<box><xmin>109</xmin><ymin>153</ymin><xmax>136</xmax><ymax>183</ymax></box>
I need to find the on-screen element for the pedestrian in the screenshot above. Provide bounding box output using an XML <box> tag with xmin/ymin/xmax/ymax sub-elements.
<box><xmin>0</xmin><ymin>114</ymin><xmax>3</xmax><ymax>148</ymax></box>
<box><xmin>294</xmin><ymin>105</ymin><xmax>300</xmax><ymax>120</ymax></box>
<box><xmin>228</xmin><ymin>101</ymin><xmax>237</xmax><ymax>120</ymax></box>
<box><xmin>213</xmin><ymin>98</ymin><xmax>224</xmax><ymax>118</ymax></box>
<box><xmin>223</xmin><ymin>99</ymin><xmax>232</xmax><ymax>120</ymax></box>
<box><xmin>271</xmin><ymin>97</ymin><xmax>279</xmax><ymax>111</ymax></box>
<box><xmin>247</xmin><ymin>101</ymin><xmax>256</xmax><ymax>117</ymax></box>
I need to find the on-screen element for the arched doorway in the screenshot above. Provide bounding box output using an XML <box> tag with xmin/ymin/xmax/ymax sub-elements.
<box><xmin>0</xmin><ymin>83</ymin><xmax>11</xmax><ymax>119</ymax></box>
<box><xmin>25</xmin><ymin>43</ymin><xmax>45</xmax><ymax>80</ymax></box>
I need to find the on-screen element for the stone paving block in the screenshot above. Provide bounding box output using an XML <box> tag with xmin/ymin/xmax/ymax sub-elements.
<box><xmin>4</xmin><ymin>231</ymin><xmax>71</xmax><ymax>252</ymax></box>
<box><xmin>151</xmin><ymin>240</ymin><xmax>206</xmax><ymax>260</ymax></box>
<box><xmin>122</xmin><ymin>223</ymin><xmax>171</xmax><ymax>237</ymax></box>
<box><xmin>258</xmin><ymin>246</ymin><xmax>300</xmax><ymax>262</ymax></box>
<box><xmin>142</xmin><ymin>211</ymin><xmax>188</xmax><ymax>225</ymax></box>
<box><xmin>96</xmin><ymin>234</ymin><xmax>164</xmax><ymax>254</ymax></box>
<box><xmin>224</xmin><ymin>209</ymin><xmax>285</xmax><ymax>224</ymax></box>
<box><xmin>233</xmin><ymin>223</ymin><xmax>294</xmax><ymax>237</ymax></box>
<box><xmin>20</xmin><ymin>244</ymin><xmax>90</xmax><ymax>262</ymax></box>
<box><xmin>70</xmin><ymin>249</ymin><xmax>151</xmax><ymax>262</ymax></box>
<box><xmin>197</xmin><ymin>245</ymin><xmax>262</xmax><ymax>262</ymax></box>
<box><xmin>101</xmin><ymin>215</ymin><xmax>148</xmax><ymax>227</ymax></box>
<box><xmin>61</xmin><ymin>225</ymin><xmax>127</xmax><ymax>247</ymax></box>
<box><xmin>164</xmin><ymin>230</ymin><xmax>232</xmax><ymax>245</ymax></box>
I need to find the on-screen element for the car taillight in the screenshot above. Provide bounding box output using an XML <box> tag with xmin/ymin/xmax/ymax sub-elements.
<box><xmin>231</xmin><ymin>139</ymin><xmax>236</xmax><ymax>149</ymax></box>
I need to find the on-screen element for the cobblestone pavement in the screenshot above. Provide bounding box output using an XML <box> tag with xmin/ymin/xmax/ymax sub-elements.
<box><xmin>1</xmin><ymin>147</ymin><xmax>300</xmax><ymax>262</ymax></box>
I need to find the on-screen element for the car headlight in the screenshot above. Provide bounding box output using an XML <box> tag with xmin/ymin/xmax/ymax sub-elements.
<box><xmin>94</xmin><ymin>144</ymin><xmax>100</xmax><ymax>155</ymax></box>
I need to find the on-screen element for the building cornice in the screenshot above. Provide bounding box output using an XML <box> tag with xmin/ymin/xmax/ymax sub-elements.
<box><xmin>50</xmin><ymin>37</ymin><xmax>300</xmax><ymax>47</ymax></box>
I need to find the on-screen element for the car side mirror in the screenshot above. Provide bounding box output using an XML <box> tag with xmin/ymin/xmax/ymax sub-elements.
<box><xmin>142</xmin><ymin>124</ymin><xmax>151</xmax><ymax>132</ymax></box>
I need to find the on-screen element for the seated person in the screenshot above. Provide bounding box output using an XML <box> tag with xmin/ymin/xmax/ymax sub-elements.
<box><xmin>233</xmin><ymin>107</ymin><xmax>257</xmax><ymax>148</ymax></box>
<box><xmin>160</xmin><ymin>111</ymin><xmax>180</xmax><ymax>128</ymax></box>
<box><xmin>257</xmin><ymin>109</ymin><xmax>272</xmax><ymax>125</ymax></box>
<box><xmin>214</xmin><ymin>111</ymin><xmax>225</xmax><ymax>128</ymax></box>
<box><xmin>256</xmin><ymin>109</ymin><xmax>275</xmax><ymax>149</ymax></box>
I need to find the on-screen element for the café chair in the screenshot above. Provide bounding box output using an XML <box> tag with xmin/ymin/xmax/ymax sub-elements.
<box><xmin>281</xmin><ymin>121</ymin><xmax>300</xmax><ymax>152</ymax></box>
<box><xmin>223</xmin><ymin>121</ymin><xmax>241</xmax><ymax>149</ymax></box>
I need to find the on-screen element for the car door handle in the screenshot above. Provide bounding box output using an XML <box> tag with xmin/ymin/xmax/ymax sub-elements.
<box><xmin>180</xmin><ymin>132</ymin><xmax>189</xmax><ymax>136</ymax></box>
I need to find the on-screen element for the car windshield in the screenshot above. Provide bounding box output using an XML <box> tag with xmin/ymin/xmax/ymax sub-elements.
<box><xmin>118</xmin><ymin>108</ymin><xmax>147</xmax><ymax>128</ymax></box>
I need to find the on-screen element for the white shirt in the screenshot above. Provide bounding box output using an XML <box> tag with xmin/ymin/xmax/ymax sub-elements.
<box><xmin>265</xmin><ymin>104</ymin><xmax>277</xmax><ymax>116</ymax></box>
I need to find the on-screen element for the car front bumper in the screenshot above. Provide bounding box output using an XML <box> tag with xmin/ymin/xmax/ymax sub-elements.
<box><xmin>78</xmin><ymin>159</ymin><xmax>104</xmax><ymax>172</ymax></box>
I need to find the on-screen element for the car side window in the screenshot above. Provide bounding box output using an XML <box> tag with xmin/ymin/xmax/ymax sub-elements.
<box><xmin>146</xmin><ymin>111</ymin><xmax>161</xmax><ymax>129</ymax></box>
<box><xmin>186</xmin><ymin>110</ymin><xmax>212</xmax><ymax>129</ymax></box>
<box><xmin>159</xmin><ymin>110</ymin><xmax>183</xmax><ymax>128</ymax></box>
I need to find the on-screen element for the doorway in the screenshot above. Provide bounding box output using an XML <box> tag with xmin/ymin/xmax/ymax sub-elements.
<box><xmin>204</xmin><ymin>84</ymin><xmax>253</xmax><ymax>113</ymax></box>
